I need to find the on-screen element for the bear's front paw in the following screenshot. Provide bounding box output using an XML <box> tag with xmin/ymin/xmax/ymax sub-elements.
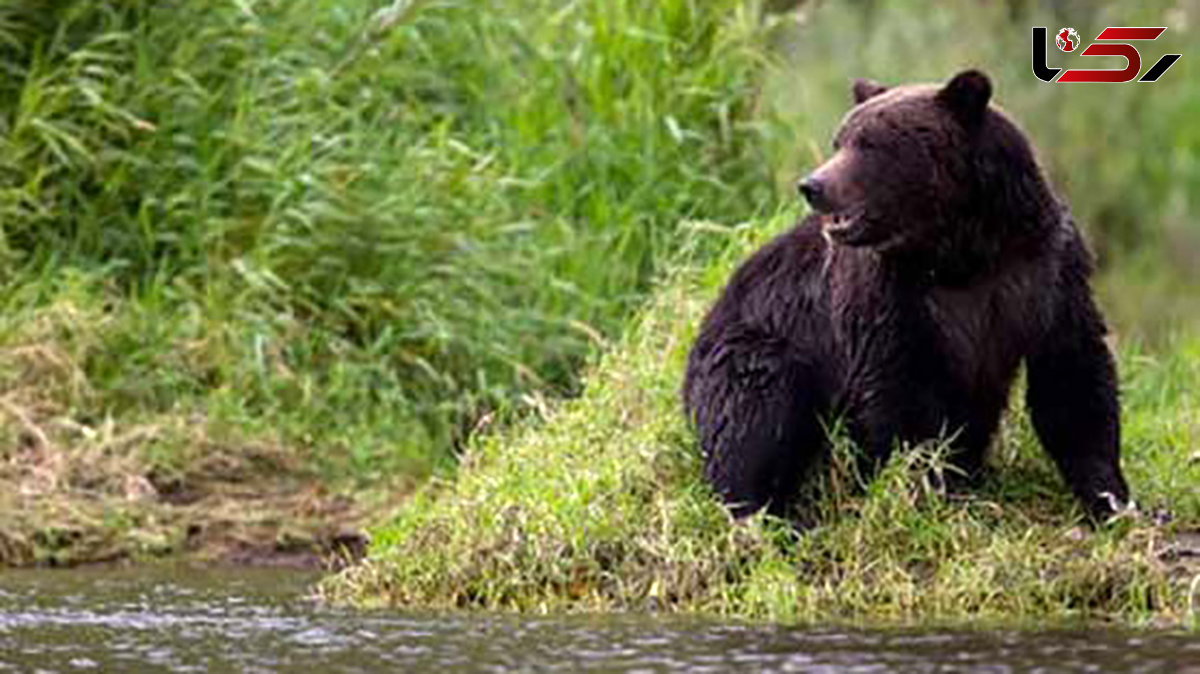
<box><xmin>1095</xmin><ymin>491</ymin><xmax>1139</xmax><ymax>525</ymax></box>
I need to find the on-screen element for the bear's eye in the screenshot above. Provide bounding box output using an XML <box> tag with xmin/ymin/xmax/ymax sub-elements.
<box><xmin>854</xmin><ymin>137</ymin><xmax>879</xmax><ymax>152</ymax></box>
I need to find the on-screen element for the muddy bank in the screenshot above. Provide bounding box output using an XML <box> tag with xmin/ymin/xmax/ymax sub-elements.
<box><xmin>0</xmin><ymin>426</ymin><xmax>374</xmax><ymax>568</ymax></box>
<box><xmin>0</xmin><ymin>377</ymin><xmax>376</xmax><ymax>568</ymax></box>
<box><xmin>0</xmin><ymin>285</ymin><xmax>411</xmax><ymax>569</ymax></box>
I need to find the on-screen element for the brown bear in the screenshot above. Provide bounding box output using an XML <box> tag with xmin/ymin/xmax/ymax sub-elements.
<box><xmin>683</xmin><ymin>70</ymin><xmax>1129</xmax><ymax>522</ymax></box>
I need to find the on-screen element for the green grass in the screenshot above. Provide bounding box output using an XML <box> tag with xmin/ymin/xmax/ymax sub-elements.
<box><xmin>322</xmin><ymin>211</ymin><xmax>1200</xmax><ymax>624</ymax></box>
<box><xmin>0</xmin><ymin>0</ymin><xmax>777</xmax><ymax>484</ymax></box>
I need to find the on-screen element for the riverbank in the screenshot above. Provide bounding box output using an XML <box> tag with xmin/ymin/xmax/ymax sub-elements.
<box><xmin>0</xmin><ymin>307</ymin><xmax>373</xmax><ymax>567</ymax></box>
<box><xmin>323</xmin><ymin>213</ymin><xmax>1200</xmax><ymax>625</ymax></box>
<box><xmin>0</xmin><ymin>270</ymin><xmax>390</xmax><ymax>567</ymax></box>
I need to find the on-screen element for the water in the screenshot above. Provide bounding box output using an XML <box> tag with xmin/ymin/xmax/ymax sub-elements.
<box><xmin>1</xmin><ymin>566</ymin><xmax>1198</xmax><ymax>673</ymax></box>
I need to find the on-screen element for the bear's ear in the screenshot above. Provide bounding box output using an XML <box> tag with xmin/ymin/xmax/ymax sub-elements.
<box><xmin>852</xmin><ymin>78</ymin><xmax>888</xmax><ymax>104</ymax></box>
<box><xmin>936</xmin><ymin>69</ymin><xmax>992</xmax><ymax>125</ymax></box>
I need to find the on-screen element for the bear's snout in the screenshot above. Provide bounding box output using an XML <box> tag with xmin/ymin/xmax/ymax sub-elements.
<box><xmin>798</xmin><ymin>176</ymin><xmax>832</xmax><ymax>213</ymax></box>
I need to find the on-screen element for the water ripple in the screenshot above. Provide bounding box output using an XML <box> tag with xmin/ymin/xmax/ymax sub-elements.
<box><xmin>1</xmin><ymin>566</ymin><xmax>1198</xmax><ymax>673</ymax></box>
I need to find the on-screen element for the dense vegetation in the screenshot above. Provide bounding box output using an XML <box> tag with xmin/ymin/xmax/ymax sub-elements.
<box><xmin>0</xmin><ymin>0</ymin><xmax>773</xmax><ymax>484</ymax></box>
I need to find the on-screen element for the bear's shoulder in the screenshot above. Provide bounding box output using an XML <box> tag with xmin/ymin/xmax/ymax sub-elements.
<box><xmin>702</xmin><ymin>214</ymin><xmax>832</xmax><ymax>336</ymax></box>
<box><xmin>723</xmin><ymin>215</ymin><xmax>830</xmax><ymax>301</ymax></box>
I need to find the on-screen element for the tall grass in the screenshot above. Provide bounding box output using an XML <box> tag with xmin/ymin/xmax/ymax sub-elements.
<box><xmin>0</xmin><ymin>0</ymin><xmax>778</xmax><ymax>476</ymax></box>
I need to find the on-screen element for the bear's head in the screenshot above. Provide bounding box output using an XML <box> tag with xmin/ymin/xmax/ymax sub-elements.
<box><xmin>799</xmin><ymin>69</ymin><xmax>1055</xmax><ymax>254</ymax></box>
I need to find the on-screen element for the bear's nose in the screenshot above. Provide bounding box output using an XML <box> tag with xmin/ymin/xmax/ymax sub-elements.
<box><xmin>797</xmin><ymin>176</ymin><xmax>830</xmax><ymax>212</ymax></box>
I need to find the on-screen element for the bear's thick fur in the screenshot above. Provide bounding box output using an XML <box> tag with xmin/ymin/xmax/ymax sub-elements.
<box><xmin>683</xmin><ymin>70</ymin><xmax>1129</xmax><ymax>522</ymax></box>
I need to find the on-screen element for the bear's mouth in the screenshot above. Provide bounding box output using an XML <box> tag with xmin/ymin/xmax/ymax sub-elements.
<box><xmin>823</xmin><ymin>209</ymin><xmax>873</xmax><ymax>245</ymax></box>
<box><xmin>827</xmin><ymin>212</ymin><xmax>853</xmax><ymax>232</ymax></box>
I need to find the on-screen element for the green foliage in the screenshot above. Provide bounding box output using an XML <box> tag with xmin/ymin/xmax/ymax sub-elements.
<box><xmin>0</xmin><ymin>0</ymin><xmax>777</xmax><ymax>473</ymax></box>
<box><xmin>324</xmin><ymin>213</ymin><xmax>1200</xmax><ymax>624</ymax></box>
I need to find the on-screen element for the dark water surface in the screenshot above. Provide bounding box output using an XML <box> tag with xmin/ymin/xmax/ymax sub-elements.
<box><xmin>1</xmin><ymin>565</ymin><xmax>1198</xmax><ymax>673</ymax></box>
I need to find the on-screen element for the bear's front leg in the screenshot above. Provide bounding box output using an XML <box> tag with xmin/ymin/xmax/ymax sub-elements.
<box><xmin>684</xmin><ymin>328</ymin><xmax>830</xmax><ymax>518</ymax></box>
<box><xmin>842</xmin><ymin>361</ymin><xmax>965</xmax><ymax>485</ymax></box>
<box><xmin>836</xmin><ymin>286</ymin><xmax>971</xmax><ymax>485</ymax></box>
<box><xmin>1025</xmin><ymin>273</ymin><xmax>1130</xmax><ymax>522</ymax></box>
